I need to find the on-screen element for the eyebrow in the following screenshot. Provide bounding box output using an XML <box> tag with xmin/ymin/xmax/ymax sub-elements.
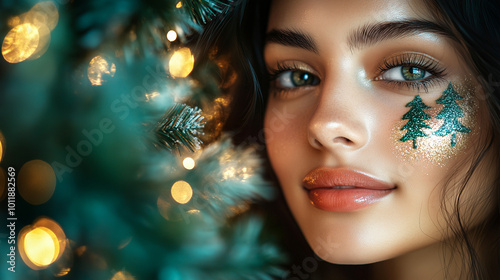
<box><xmin>347</xmin><ymin>20</ymin><xmax>459</xmax><ymax>51</ymax></box>
<box><xmin>265</xmin><ymin>29</ymin><xmax>319</xmax><ymax>54</ymax></box>
<box><xmin>265</xmin><ymin>20</ymin><xmax>458</xmax><ymax>54</ymax></box>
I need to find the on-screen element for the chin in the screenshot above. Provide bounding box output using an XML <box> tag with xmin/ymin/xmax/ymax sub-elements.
<box><xmin>301</xmin><ymin>225</ymin><xmax>417</xmax><ymax>265</ymax></box>
<box><xmin>313</xmin><ymin>248</ymin><xmax>390</xmax><ymax>265</ymax></box>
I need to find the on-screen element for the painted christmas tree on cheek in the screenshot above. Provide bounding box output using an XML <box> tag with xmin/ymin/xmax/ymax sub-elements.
<box><xmin>433</xmin><ymin>82</ymin><xmax>471</xmax><ymax>147</ymax></box>
<box><xmin>394</xmin><ymin>82</ymin><xmax>474</xmax><ymax>164</ymax></box>
<box><xmin>399</xmin><ymin>95</ymin><xmax>432</xmax><ymax>149</ymax></box>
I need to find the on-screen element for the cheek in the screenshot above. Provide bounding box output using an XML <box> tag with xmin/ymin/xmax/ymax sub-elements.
<box><xmin>263</xmin><ymin>101</ymin><xmax>314</xmax><ymax>197</ymax></box>
<box><xmin>392</xmin><ymin>82</ymin><xmax>478</xmax><ymax>166</ymax></box>
<box><xmin>264</xmin><ymin>103</ymin><xmax>305</xmax><ymax>168</ymax></box>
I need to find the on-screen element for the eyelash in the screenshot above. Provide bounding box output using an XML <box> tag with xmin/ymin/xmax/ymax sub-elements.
<box><xmin>267</xmin><ymin>53</ymin><xmax>448</xmax><ymax>97</ymax></box>
<box><xmin>376</xmin><ymin>53</ymin><xmax>447</xmax><ymax>92</ymax></box>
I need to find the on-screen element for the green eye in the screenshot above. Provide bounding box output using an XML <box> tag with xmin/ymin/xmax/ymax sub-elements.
<box><xmin>275</xmin><ymin>70</ymin><xmax>320</xmax><ymax>89</ymax></box>
<box><xmin>401</xmin><ymin>66</ymin><xmax>426</xmax><ymax>80</ymax></box>
<box><xmin>291</xmin><ymin>71</ymin><xmax>316</xmax><ymax>86</ymax></box>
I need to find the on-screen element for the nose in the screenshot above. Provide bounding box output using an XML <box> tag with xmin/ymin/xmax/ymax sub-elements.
<box><xmin>307</xmin><ymin>82</ymin><xmax>369</xmax><ymax>153</ymax></box>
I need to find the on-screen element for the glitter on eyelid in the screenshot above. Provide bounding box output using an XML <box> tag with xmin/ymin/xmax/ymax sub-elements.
<box><xmin>392</xmin><ymin>81</ymin><xmax>479</xmax><ymax>166</ymax></box>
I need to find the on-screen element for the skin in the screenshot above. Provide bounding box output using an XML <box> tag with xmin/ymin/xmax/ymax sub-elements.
<box><xmin>263</xmin><ymin>0</ymin><xmax>497</xmax><ymax>279</ymax></box>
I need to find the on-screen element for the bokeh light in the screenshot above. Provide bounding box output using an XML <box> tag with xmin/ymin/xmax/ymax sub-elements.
<box><xmin>24</xmin><ymin>227</ymin><xmax>59</xmax><ymax>266</ymax></box>
<box><xmin>17</xmin><ymin>160</ymin><xmax>57</xmax><ymax>205</ymax></box>
<box><xmin>157</xmin><ymin>195</ymin><xmax>177</xmax><ymax>221</ymax></box>
<box><xmin>19</xmin><ymin>217</ymin><xmax>67</xmax><ymax>270</ymax></box>
<box><xmin>182</xmin><ymin>157</ymin><xmax>195</xmax><ymax>170</ymax></box>
<box><xmin>2</xmin><ymin>23</ymin><xmax>39</xmax><ymax>63</ymax></box>
<box><xmin>54</xmin><ymin>267</ymin><xmax>71</xmax><ymax>277</ymax></box>
<box><xmin>171</xmin><ymin>180</ymin><xmax>193</xmax><ymax>204</ymax></box>
<box><xmin>88</xmin><ymin>55</ymin><xmax>116</xmax><ymax>86</ymax></box>
<box><xmin>223</xmin><ymin>167</ymin><xmax>236</xmax><ymax>180</ymax></box>
<box><xmin>8</xmin><ymin>16</ymin><xmax>21</xmax><ymax>27</ymax></box>
<box><xmin>145</xmin><ymin>91</ymin><xmax>160</xmax><ymax>101</ymax></box>
<box><xmin>28</xmin><ymin>24</ymin><xmax>51</xmax><ymax>60</ymax></box>
<box><xmin>167</xmin><ymin>30</ymin><xmax>177</xmax><ymax>42</ymax></box>
<box><xmin>112</xmin><ymin>270</ymin><xmax>136</xmax><ymax>280</ymax></box>
<box><xmin>2</xmin><ymin>1</ymin><xmax>58</xmax><ymax>63</ymax></box>
<box><xmin>168</xmin><ymin>47</ymin><xmax>194</xmax><ymax>78</ymax></box>
<box><xmin>176</xmin><ymin>1</ymin><xmax>183</xmax><ymax>8</ymax></box>
<box><xmin>28</xmin><ymin>1</ymin><xmax>59</xmax><ymax>31</ymax></box>
<box><xmin>0</xmin><ymin>131</ymin><xmax>5</xmax><ymax>163</ymax></box>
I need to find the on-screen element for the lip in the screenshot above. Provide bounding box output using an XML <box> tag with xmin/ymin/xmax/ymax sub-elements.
<box><xmin>303</xmin><ymin>167</ymin><xmax>395</xmax><ymax>212</ymax></box>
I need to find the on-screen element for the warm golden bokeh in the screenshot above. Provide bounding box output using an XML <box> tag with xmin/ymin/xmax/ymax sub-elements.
<box><xmin>182</xmin><ymin>157</ymin><xmax>195</xmax><ymax>170</ymax></box>
<box><xmin>17</xmin><ymin>160</ymin><xmax>57</xmax><ymax>205</ymax></box>
<box><xmin>2</xmin><ymin>23</ymin><xmax>40</xmax><ymax>63</ymax></box>
<box><xmin>112</xmin><ymin>271</ymin><xmax>136</xmax><ymax>280</ymax></box>
<box><xmin>169</xmin><ymin>47</ymin><xmax>194</xmax><ymax>78</ymax></box>
<box><xmin>19</xmin><ymin>217</ymin><xmax>67</xmax><ymax>270</ymax></box>
<box><xmin>176</xmin><ymin>1</ymin><xmax>183</xmax><ymax>8</ymax></box>
<box><xmin>88</xmin><ymin>56</ymin><xmax>117</xmax><ymax>86</ymax></box>
<box><xmin>28</xmin><ymin>1</ymin><xmax>59</xmax><ymax>31</ymax></box>
<box><xmin>0</xmin><ymin>131</ymin><xmax>4</xmax><ymax>163</ymax></box>
<box><xmin>2</xmin><ymin>1</ymin><xmax>58</xmax><ymax>63</ymax></box>
<box><xmin>145</xmin><ymin>91</ymin><xmax>160</xmax><ymax>101</ymax></box>
<box><xmin>54</xmin><ymin>267</ymin><xmax>71</xmax><ymax>277</ymax></box>
<box><xmin>28</xmin><ymin>24</ymin><xmax>51</xmax><ymax>60</ymax></box>
<box><xmin>171</xmin><ymin>180</ymin><xmax>193</xmax><ymax>204</ymax></box>
<box><xmin>24</xmin><ymin>227</ymin><xmax>59</xmax><ymax>266</ymax></box>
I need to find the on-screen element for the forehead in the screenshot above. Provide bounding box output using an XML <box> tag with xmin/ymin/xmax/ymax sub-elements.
<box><xmin>267</xmin><ymin>0</ymin><xmax>432</xmax><ymax>31</ymax></box>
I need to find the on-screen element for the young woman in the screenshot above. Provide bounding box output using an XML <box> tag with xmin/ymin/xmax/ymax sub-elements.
<box><xmin>201</xmin><ymin>0</ymin><xmax>500</xmax><ymax>279</ymax></box>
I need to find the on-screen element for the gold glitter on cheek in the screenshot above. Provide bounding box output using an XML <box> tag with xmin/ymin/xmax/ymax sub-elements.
<box><xmin>392</xmin><ymin>82</ymin><xmax>479</xmax><ymax>166</ymax></box>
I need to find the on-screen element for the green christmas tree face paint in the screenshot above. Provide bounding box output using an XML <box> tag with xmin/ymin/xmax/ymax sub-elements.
<box><xmin>399</xmin><ymin>95</ymin><xmax>432</xmax><ymax>149</ymax></box>
<box><xmin>433</xmin><ymin>83</ymin><xmax>471</xmax><ymax>147</ymax></box>
<box><xmin>393</xmin><ymin>82</ymin><xmax>477</xmax><ymax>165</ymax></box>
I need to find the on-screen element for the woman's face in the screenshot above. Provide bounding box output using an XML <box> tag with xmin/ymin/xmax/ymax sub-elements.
<box><xmin>264</xmin><ymin>0</ymin><xmax>496</xmax><ymax>264</ymax></box>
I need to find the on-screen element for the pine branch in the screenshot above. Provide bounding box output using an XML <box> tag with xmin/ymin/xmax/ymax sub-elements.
<box><xmin>156</xmin><ymin>103</ymin><xmax>205</xmax><ymax>152</ymax></box>
<box><xmin>182</xmin><ymin>0</ymin><xmax>235</xmax><ymax>24</ymax></box>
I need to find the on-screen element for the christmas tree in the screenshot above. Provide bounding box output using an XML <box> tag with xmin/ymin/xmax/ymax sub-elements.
<box><xmin>0</xmin><ymin>0</ymin><xmax>284</xmax><ymax>279</ymax></box>
<box><xmin>400</xmin><ymin>95</ymin><xmax>432</xmax><ymax>149</ymax></box>
<box><xmin>433</xmin><ymin>82</ymin><xmax>471</xmax><ymax>147</ymax></box>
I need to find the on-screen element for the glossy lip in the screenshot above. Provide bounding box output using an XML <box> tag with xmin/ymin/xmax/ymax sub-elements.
<box><xmin>302</xmin><ymin>167</ymin><xmax>396</xmax><ymax>212</ymax></box>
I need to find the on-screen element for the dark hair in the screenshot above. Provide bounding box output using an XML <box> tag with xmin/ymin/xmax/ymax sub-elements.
<box><xmin>422</xmin><ymin>1</ymin><xmax>500</xmax><ymax>279</ymax></box>
<box><xmin>198</xmin><ymin>0</ymin><xmax>500</xmax><ymax>279</ymax></box>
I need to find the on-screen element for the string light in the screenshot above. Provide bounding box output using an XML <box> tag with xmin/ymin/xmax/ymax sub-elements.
<box><xmin>182</xmin><ymin>157</ymin><xmax>195</xmax><ymax>170</ymax></box>
<box><xmin>19</xmin><ymin>217</ymin><xmax>67</xmax><ymax>270</ymax></box>
<box><xmin>17</xmin><ymin>160</ymin><xmax>56</xmax><ymax>205</ymax></box>
<box><xmin>171</xmin><ymin>180</ymin><xmax>193</xmax><ymax>204</ymax></box>
<box><xmin>168</xmin><ymin>47</ymin><xmax>194</xmax><ymax>78</ymax></box>
<box><xmin>166</xmin><ymin>30</ymin><xmax>177</xmax><ymax>42</ymax></box>
<box><xmin>88</xmin><ymin>55</ymin><xmax>116</xmax><ymax>86</ymax></box>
